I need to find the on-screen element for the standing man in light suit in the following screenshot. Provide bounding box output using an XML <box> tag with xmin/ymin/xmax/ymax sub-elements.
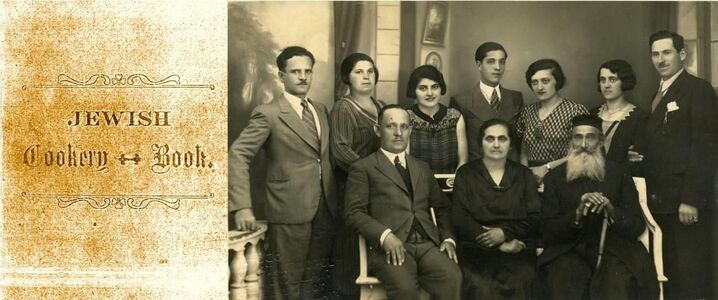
<box><xmin>228</xmin><ymin>46</ymin><xmax>337</xmax><ymax>300</ymax></box>
<box><xmin>631</xmin><ymin>30</ymin><xmax>717</xmax><ymax>300</ymax></box>
<box><xmin>345</xmin><ymin>105</ymin><xmax>461</xmax><ymax>300</ymax></box>
<box><xmin>451</xmin><ymin>42</ymin><xmax>524</xmax><ymax>162</ymax></box>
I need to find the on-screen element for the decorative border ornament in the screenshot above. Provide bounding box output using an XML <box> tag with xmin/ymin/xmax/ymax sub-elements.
<box><xmin>22</xmin><ymin>73</ymin><xmax>215</xmax><ymax>90</ymax></box>
<box><xmin>22</xmin><ymin>192</ymin><xmax>214</xmax><ymax>210</ymax></box>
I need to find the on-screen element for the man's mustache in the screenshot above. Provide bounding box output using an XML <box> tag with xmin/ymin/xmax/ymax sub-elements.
<box><xmin>573</xmin><ymin>147</ymin><xmax>592</xmax><ymax>154</ymax></box>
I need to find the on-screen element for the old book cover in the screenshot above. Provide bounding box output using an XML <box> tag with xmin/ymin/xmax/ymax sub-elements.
<box><xmin>1</xmin><ymin>1</ymin><xmax>227</xmax><ymax>298</ymax></box>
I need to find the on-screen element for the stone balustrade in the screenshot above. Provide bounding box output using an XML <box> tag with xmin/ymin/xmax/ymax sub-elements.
<box><xmin>229</xmin><ymin>221</ymin><xmax>267</xmax><ymax>300</ymax></box>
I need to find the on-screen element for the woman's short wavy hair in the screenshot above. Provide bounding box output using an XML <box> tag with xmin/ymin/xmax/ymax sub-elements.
<box><xmin>596</xmin><ymin>59</ymin><xmax>637</xmax><ymax>92</ymax></box>
<box><xmin>406</xmin><ymin>65</ymin><xmax>447</xmax><ymax>99</ymax></box>
<box><xmin>525</xmin><ymin>59</ymin><xmax>566</xmax><ymax>91</ymax></box>
<box><xmin>340</xmin><ymin>53</ymin><xmax>378</xmax><ymax>85</ymax></box>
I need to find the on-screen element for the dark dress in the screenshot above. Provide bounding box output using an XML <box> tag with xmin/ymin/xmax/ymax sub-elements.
<box><xmin>517</xmin><ymin>99</ymin><xmax>588</xmax><ymax>167</ymax></box>
<box><xmin>452</xmin><ymin>159</ymin><xmax>541</xmax><ymax>299</ymax></box>
<box><xmin>590</xmin><ymin>104</ymin><xmax>648</xmax><ymax>164</ymax></box>
<box><xmin>329</xmin><ymin>95</ymin><xmax>385</xmax><ymax>298</ymax></box>
<box><xmin>407</xmin><ymin>104</ymin><xmax>462</xmax><ymax>174</ymax></box>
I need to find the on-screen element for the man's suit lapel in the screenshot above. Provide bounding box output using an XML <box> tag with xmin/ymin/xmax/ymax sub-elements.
<box><xmin>648</xmin><ymin>71</ymin><xmax>689</xmax><ymax>128</ymax></box>
<box><xmin>312</xmin><ymin>99</ymin><xmax>330</xmax><ymax>155</ymax></box>
<box><xmin>374</xmin><ymin>152</ymin><xmax>410</xmax><ymax>196</ymax></box>
<box><xmin>464</xmin><ymin>83</ymin><xmax>492</xmax><ymax>120</ymax></box>
<box><xmin>277</xmin><ymin>96</ymin><xmax>320</xmax><ymax>153</ymax></box>
<box><xmin>497</xmin><ymin>87</ymin><xmax>518</xmax><ymax>120</ymax></box>
<box><xmin>660</xmin><ymin>71</ymin><xmax>688</xmax><ymax>108</ymax></box>
<box><xmin>406</xmin><ymin>155</ymin><xmax>422</xmax><ymax>202</ymax></box>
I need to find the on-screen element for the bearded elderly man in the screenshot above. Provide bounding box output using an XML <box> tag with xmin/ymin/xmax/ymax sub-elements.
<box><xmin>538</xmin><ymin>115</ymin><xmax>658</xmax><ymax>300</ymax></box>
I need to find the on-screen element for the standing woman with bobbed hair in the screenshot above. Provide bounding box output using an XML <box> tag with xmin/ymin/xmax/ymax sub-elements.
<box><xmin>329</xmin><ymin>52</ymin><xmax>386</xmax><ymax>299</ymax></box>
<box><xmin>591</xmin><ymin>59</ymin><xmax>648</xmax><ymax>164</ymax></box>
<box><xmin>517</xmin><ymin>59</ymin><xmax>588</xmax><ymax>183</ymax></box>
<box><xmin>406</xmin><ymin>65</ymin><xmax>468</xmax><ymax>173</ymax></box>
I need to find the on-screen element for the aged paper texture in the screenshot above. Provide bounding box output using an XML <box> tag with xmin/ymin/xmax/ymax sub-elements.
<box><xmin>1</xmin><ymin>1</ymin><xmax>228</xmax><ymax>298</ymax></box>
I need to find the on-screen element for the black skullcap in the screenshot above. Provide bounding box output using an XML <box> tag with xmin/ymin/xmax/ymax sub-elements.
<box><xmin>571</xmin><ymin>114</ymin><xmax>602</xmax><ymax>130</ymax></box>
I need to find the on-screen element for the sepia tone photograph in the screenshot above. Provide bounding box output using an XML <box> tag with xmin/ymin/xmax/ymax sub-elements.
<box><xmin>228</xmin><ymin>1</ymin><xmax>717</xmax><ymax>300</ymax></box>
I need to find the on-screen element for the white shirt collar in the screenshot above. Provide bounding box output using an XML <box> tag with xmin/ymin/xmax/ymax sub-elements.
<box><xmin>659</xmin><ymin>68</ymin><xmax>683</xmax><ymax>94</ymax></box>
<box><xmin>380</xmin><ymin>148</ymin><xmax>406</xmax><ymax>167</ymax></box>
<box><xmin>283</xmin><ymin>91</ymin><xmax>321</xmax><ymax>136</ymax></box>
<box><xmin>283</xmin><ymin>91</ymin><xmax>305</xmax><ymax>109</ymax></box>
<box><xmin>479</xmin><ymin>80</ymin><xmax>501</xmax><ymax>103</ymax></box>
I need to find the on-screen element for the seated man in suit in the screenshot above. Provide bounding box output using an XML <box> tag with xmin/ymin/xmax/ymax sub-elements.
<box><xmin>345</xmin><ymin>104</ymin><xmax>462</xmax><ymax>300</ymax></box>
<box><xmin>539</xmin><ymin>115</ymin><xmax>658</xmax><ymax>300</ymax></box>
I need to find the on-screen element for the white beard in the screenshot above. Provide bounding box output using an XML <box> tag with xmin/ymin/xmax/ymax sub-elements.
<box><xmin>566</xmin><ymin>147</ymin><xmax>606</xmax><ymax>182</ymax></box>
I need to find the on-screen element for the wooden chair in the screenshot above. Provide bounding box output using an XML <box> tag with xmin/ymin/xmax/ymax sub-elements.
<box><xmin>356</xmin><ymin>174</ymin><xmax>455</xmax><ymax>300</ymax></box>
<box><xmin>633</xmin><ymin>177</ymin><xmax>668</xmax><ymax>300</ymax></box>
<box><xmin>356</xmin><ymin>234</ymin><xmax>388</xmax><ymax>300</ymax></box>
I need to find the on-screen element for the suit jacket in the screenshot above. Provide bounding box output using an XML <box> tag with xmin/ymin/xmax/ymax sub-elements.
<box><xmin>345</xmin><ymin>151</ymin><xmax>454</xmax><ymax>249</ymax></box>
<box><xmin>451</xmin><ymin>83</ymin><xmax>523</xmax><ymax>161</ymax></box>
<box><xmin>228</xmin><ymin>95</ymin><xmax>337</xmax><ymax>224</ymax></box>
<box><xmin>639</xmin><ymin>71</ymin><xmax>718</xmax><ymax>213</ymax></box>
<box><xmin>539</xmin><ymin>162</ymin><xmax>657</xmax><ymax>291</ymax></box>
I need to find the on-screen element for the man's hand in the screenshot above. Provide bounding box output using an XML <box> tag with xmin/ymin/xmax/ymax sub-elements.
<box><xmin>439</xmin><ymin>241</ymin><xmax>458</xmax><ymax>263</ymax></box>
<box><xmin>234</xmin><ymin>209</ymin><xmax>257</xmax><ymax>231</ymax></box>
<box><xmin>382</xmin><ymin>233</ymin><xmax>406</xmax><ymax>266</ymax></box>
<box><xmin>678</xmin><ymin>203</ymin><xmax>699</xmax><ymax>225</ymax></box>
<box><xmin>476</xmin><ymin>226</ymin><xmax>506</xmax><ymax>247</ymax></box>
<box><xmin>627</xmin><ymin>145</ymin><xmax>643</xmax><ymax>162</ymax></box>
<box><xmin>576</xmin><ymin>192</ymin><xmax>613</xmax><ymax>223</ymax></box>
<box><xmin>498</xmin><ymin>239</ymin><xmax>526</xmax><ymax>253</ymax></box>
<box><xmin>530</xmin><ymin>166</ymin><xmax>549</xmax><ymax>183</ymax></box>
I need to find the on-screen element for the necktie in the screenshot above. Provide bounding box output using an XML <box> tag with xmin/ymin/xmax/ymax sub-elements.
<box><xmin>394</xmin><ymin>155</ymin><xmax>412</xmax><ymax>193</ymax></box>
<box><xmin>490</xmin><ymin>88</ymin><xmax>500</xmax><ymax>114</ymax></box>
<box><xmin>300</xmin><ymin>99</ymin><xmax>320</xmax><ymax>149</ymax></box>
<box><xmin>650</xmin><ymin>83</ymin><xmax>664</xmax><ymax>113</ymax></box>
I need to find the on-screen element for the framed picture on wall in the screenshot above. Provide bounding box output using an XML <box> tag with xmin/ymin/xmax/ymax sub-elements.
<box><xmin>422</xmin><ymin>2</ymin><xmax>448</xmax><ymax>46</ymax></box>
<box><xmin>425</xmin><ymin>51</ymin><xmax>443</xmax><ymax>72</ymax></box>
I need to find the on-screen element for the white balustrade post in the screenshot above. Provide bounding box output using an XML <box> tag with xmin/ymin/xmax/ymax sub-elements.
<box><xmin>229</xmin><ymin>246</ymin><xmax>248</xmax><ymax>300</ymax></box>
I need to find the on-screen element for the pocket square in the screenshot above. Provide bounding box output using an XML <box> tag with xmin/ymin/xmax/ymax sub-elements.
<box><xmin>666</xmin><ymin>101</ymin><xmax>679</xmax><ymax>112</ymax></box>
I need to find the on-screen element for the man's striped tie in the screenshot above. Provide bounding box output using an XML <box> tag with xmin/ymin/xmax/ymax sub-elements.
<box><xmin>301</xmin><ymin>98</ymin><xmax>320</xmax><ymax>149</ymax></box>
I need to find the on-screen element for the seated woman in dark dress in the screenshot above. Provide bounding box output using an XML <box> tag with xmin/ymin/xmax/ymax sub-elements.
<box><xmin>452</xmin><ymin>119</ymin><xmax>541</xmax><ymax>299</ymax></box>
<box><xmin>590</xmin><ymin>59</ymin><xmax>647</xmax><ymax>164</ymax></box>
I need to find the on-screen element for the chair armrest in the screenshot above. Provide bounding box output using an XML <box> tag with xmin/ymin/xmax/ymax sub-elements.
<box><xmin>632</xmin><ymin>177</ymin><xmax>668</xmax><ymax>283</ymax></box>
<box><xmin>356</xmin><ymin>235</ymin><xmax>382</xmax><ymax>285</ymax></box>
<box><xmin>434</xmin><ymin>173</ymin><xmax>455</xmax><ymax>193</ymax></box>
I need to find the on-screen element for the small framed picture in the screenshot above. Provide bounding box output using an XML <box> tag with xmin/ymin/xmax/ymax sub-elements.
<box><xmin>425</xmin><ymin>51</ymin><xmax>443</xmax><ymax>72</ymax></box>
<box><xmin>422</xmin><ymin>2</ymin><xmax>448</xmax><ymax>46</ymax></box>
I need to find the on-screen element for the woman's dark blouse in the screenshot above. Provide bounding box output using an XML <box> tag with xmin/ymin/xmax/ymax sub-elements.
<box><xmin>590</xmin><ymin>105</ymin><xmax>648</xmax><ymax>164</ymax></box>
<box><xmin>407</xmin><ymin>104</ymin><xmax>462</xmax><ymax>174</ymax></box>
<box><xmin>451</xmin><ymin>159</ymin><xmax>541</xmax><ymax>250</ymax></box>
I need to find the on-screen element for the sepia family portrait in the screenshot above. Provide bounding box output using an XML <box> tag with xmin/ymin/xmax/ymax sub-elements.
<box><xmin>227</xmin><ymin>2</ymin><xmax>718</xmax><ymax>300</ymax></box>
